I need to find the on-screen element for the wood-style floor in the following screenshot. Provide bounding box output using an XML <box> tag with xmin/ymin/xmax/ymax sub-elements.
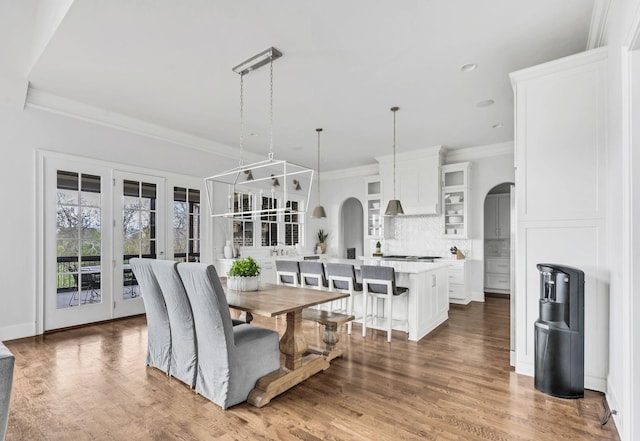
<box><xmin>4</xmin><ymin>298</ymin><xmax>619</xmax><ymax>440</ymax></box>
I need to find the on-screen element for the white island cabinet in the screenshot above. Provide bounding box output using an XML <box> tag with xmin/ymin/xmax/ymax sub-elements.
<box><xmin>325</xmin><ymin>258</ymin><xmax>450</xmax><ymax>341</ymax></box>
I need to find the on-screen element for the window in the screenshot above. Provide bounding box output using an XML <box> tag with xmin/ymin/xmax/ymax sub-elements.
<box><xmin>56</xmin><ymin>170</ymin><xmax>102</xmax><ymax>308</ymax></box>
<box><xmin>261</xmin><ymin>196</ymin><xmax>278</xmax><ymax>246</ymax></box>
<box><xmin>284</xmin><ymin>200</ymin><xmax>301</xmax><ymax>246</ymax></box>
<box><xmin>174</xmin><ymin>187</ymin><xmax>201</xmax><ymax>262</ymax></box>
<box><xmin>233</xmin><ymin>192</ymin><xmax>254</xmax><ymax>247</ymax></box>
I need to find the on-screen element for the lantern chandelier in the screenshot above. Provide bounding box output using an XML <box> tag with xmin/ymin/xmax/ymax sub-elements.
<box><xmin>205</xmin><ymin>47</ymin><xmax>314</xmax><ymax>218</ymax></box>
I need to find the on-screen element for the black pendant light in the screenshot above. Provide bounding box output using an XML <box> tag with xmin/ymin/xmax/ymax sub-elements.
<box><xmin>385</xmin><ymin>106</ymin><xmax>404</xmax><ymax>216</ymax></box>
<box><xmin>312</xmin><ymin>128</ymin><xmax>327</xmax><ymax>218</ymax></box>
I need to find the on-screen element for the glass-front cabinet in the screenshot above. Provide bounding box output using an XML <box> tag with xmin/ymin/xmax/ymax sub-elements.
<box><xmin>365</xmin><ymin>177</ymin><xmax>383</xmax><ymax>238</ymax></box>
<box><xmin>442</xmin><ymin>163</ymin><xmax>471</xmax><ymax>238</ymax></box>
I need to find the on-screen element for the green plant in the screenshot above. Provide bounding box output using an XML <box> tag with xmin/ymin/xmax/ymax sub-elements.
<box><xmin>228</xmin><ymin>257</ymin><xmax>261</xmax><ymax>277</ymax></box>
<box><xmin>376</xmin><ymin>241</ymin><xmax>381</xmax><ymax>249</ymax></box>
<box><xmin>316</xmin><ymin>228</ymin><xmax>329</xmax><ymax>243</ymax></box>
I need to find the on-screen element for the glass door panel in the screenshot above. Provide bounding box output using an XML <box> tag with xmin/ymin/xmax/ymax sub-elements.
<box><xmin>114</xmin><ymin>172</ymin><xmax>165</xmax><ymax>318</ymax></box>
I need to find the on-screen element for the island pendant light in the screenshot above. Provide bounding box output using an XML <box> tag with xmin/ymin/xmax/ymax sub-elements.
<box><xmin>204</xmin><ymin>47</ymin><xmax>314</xmax><ymax>218</ymax></box>
<box><xmin>312</xmin><ymin>128</ymin><xmax>327</xmax><ymax>218</ymax></box>
<box><xmin>385</xmin><ymin>106</ymin><xmax>404</xmax><ymax>216</ymax></box>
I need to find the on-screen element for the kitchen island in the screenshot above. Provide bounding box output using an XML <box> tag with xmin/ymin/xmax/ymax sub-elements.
<box><xmin>324</xmin><ymin>258</ymin><xmax>451</xmax><ymax>342</ymax></box>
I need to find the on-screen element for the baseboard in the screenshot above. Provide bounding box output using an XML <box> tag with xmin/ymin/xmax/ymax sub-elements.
<box><xmin>471</xmin><ymin>290</ymin><xmax>485</xmax><ymax>302</ymax></box>
<box><xmin>606</xmin><ymin>377</ymin><xmax>624</xmax><ymax>439</ymax></box>
<box><xmin>0</xmin><ymin>321</ymin><xmax>36</xmax><ymax>342</ymax></box>
<box><xmin>510</xmin><ymin>350</ymin><xmax>516</xmax><ymax>367</ymax></box>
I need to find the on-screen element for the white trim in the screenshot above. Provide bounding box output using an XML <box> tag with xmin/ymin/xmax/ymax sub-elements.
<box><xmin>444</xmin><ymin>141</ymin><xmax>514</xmax><ymax>163</ymax></box>
<box><xmin>509</xmin><ymin>47</ymin><xmax>608</xmax><ymax>89</ymax></box>
<box><xmin>26</xmin><ymin>88</ymin><xmax>260</xmax><ymax>163</ymax></box>
<box><xmin>322</xmin><ymin>163</ymin><xmax>379</xmax><ymax>181</ymax></box>
<box><xmin>587</xmin><ymin>0</ymin><xmax>611</xmax><ymax>50</ymax></box>
<box><xmin>0</xmin><ymin>322</ymin><xmax>36</xmax><ymax>342</ymax></box>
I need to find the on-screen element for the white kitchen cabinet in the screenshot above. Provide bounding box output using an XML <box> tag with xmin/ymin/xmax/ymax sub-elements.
<box><xmin>365</xmin><ymin>177</ymin><xmax>383</xmax><ymax>238</ymax></box>
<box><xmin>484</xmin><ymin>193</ymin><xmax>510</xmax><ymax>239</ymax></box>
<box><xmin>447</xmin><ymin>260</ymin><xmax>469</xmax><ymax>304</ymax></box>
<box><xmin>442</xmin><ymin>162</ymin><xmax>471</xmax><ymax>238</ymax></box>
<box><xmin>377</xmin><ymin>146</ymin><xmax>442</xmax><ymax>215</ymax></box>
<box><xmin>485</xmin><ymin>257</ymin><xmax>510</xmax><ymax>294</ymax></box>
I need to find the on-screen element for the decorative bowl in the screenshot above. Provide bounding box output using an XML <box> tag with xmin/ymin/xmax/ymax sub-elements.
<box><xmin>449</xmin><ymin>196</ymin><xmax>461</xmax><ymax>204</ymax></box>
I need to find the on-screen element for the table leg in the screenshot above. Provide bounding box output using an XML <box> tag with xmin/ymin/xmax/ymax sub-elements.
<box><xmin>279</xmin><ymin>310</ymin><xmax>307</xmax><ymax>370</ymax></box>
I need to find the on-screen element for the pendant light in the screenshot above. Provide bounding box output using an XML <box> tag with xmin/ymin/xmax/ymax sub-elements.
<box><xmin>385</xmin><ymin>106</ymin><xmax>404</xmax><ymax>216</ymax></box>
<box><xmin>312</xmin><ymin>128</ymin><xmax>327</xmax><ymax>218</ymax></box>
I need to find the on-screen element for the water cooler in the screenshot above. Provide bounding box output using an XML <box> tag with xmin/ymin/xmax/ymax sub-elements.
<box><xmin>534</xmin><ymin>263</ymin><xmax>585</xmax><ymax>398</ymax></box>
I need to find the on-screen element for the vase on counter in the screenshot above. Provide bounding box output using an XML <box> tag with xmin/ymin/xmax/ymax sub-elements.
<box><xmin>224</xmin><ymin>240</ymin><xmax>233</xmax><ymax>259</ymax></box>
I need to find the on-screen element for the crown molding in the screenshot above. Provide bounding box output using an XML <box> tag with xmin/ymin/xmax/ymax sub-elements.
<box><xmin>587</xmin><ymin>0</ymin><xmax>611</xmax><ymax>49</ymax></box>
<box><xmin>375</xmin><ymin>145</ymin><xmax>443</xmax><ymax>164</ymax></box>
<box><xmin>25</xmin><ymin>87</ymin><xmax>263</xmax><ymax>163</ymax></box>
<box><xmin>509</xmin><ymin>46</ymin><xmax>608</xmax><ymax>90</ymax></box>
<box><xmin>322</xmin><ymin>163</ymin><xmax>379</xmax><ymax>181</ymax></box>
<box><xmin>0</xmin><ymin>75</ymin><xmax>29</xmax><ymax>110</ymax></box>
<box><xmin>444</xmin><ymin>141</ymin><xmax>513</xmax><ymax>163</ymax></box>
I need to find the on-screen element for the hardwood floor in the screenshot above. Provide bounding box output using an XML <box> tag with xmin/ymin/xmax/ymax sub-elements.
<box><xmin>4</xmin><ymin>298</ymin><xmax>619</xmax><ymax>440</ymax></box>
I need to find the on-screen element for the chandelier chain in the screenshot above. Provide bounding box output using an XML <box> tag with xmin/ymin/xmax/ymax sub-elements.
<box><xmin>393</xmin><ymin>108</ymin><xmax>397</xmax><ymax>199</ymax></box>
<box><xmin>317</xmin><ymin>129</ymin><xmax>321</xmax><ymax>198</ymax></box>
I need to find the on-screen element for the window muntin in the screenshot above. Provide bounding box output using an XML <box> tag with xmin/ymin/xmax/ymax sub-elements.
<box><xmin>174</xmin><ymin>187</ymin><xmax>201</xmax><ymax>262</ymax></box>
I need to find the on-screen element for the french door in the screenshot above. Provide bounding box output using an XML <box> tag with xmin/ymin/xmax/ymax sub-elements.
<box><xmin>44</xmin><ymin>157</ymin><xmax>113</xmax><ymax>330</ymax></box>
<box><xmin>113</xmin><ymin>171</ymin><xmax>166</xmax><ymax>318</ymax></box>
<box><xmin>43</xmin><ymin>156</ymin><xmax>168</xmax><ymax>330</ymax></box>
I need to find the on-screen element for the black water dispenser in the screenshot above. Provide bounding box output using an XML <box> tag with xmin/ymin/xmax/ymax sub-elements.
<box><xmin>534</xmin><ymin>263</ymin><xmax>585</xmax><ymax>398</ymax></box>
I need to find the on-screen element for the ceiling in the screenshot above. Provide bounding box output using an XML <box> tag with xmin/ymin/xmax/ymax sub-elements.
<box><xmin>2</xmin><ymin>1</ymin><xmax>597</xmax><ymax>171</ymax></box>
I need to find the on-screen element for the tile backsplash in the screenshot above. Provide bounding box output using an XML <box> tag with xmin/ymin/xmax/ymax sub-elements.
<box><xmin>384</xmin><ymin>215</ymin><xmax>474</xmax><ymax>258</ymax></box>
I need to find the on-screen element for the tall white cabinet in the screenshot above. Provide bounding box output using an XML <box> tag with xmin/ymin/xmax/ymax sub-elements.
<box><xmin>510</xmin><ymin>47</ymin><xmax>608</xmax><ymax>391</ymax></box>
<box><xmin>442</xmin><ymin>162</ymin><xmax>470</xmax><ymax>238</ymax></box>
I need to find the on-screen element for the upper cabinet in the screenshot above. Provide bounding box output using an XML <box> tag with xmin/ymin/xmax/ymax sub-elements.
<box><xmin>484</xmin><ymin>193</ymin><xmax>510</xmax><ymax>239</ymax></box>
<box><xmin>442</xmin><ymin>162</ymin><xmax>471</xmax><ymax>239</ymax></box>
<box><xmin>377</xmin><ymin>146</ymin><xmax>442</xmax><ymax>215</ymax></box>
<box><xmin>365</xmin><ymin>177</ymin><xmax>383</xmax><ymax>238</ymax></box>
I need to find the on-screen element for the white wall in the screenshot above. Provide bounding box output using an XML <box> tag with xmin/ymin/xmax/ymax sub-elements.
<box><xmin>0</xmin><ymin>96</ymin><xmax>238</xmax><ymax>341</ymax></box>
<box><xmin>602</xmin><ymin>0</ymin><xmax>640</xmax><ymax>438</ymax></box>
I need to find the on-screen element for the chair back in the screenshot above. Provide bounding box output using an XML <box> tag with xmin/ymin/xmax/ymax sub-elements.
<box><xmin>298</xmin><ymin>261</ymin><xmax>328</xmax><ymax>288</ymax></box>
<box><xmin>360</xmin><ymin>265</ymin><xmax>401</xmax><ymax>295</ymax></box>
<box><xmin>0</xmin><ymin>342</ymin><xmax>15</xmax><ymax>441</ymax></box>
<box><xmin>326</xmin><ymin>263</ymin><xmax>362</xmax><ymax>292</ymax></box>
<box><xmin>176</xmin><ymin>263</ymin><xmax>234</xmax><ymax>402</ymax></box>
<box><xmin>129</xmin><ymin>258</ymin><xmax>171</xmax><ymax>374</ymax></box>
<box><xmin>275</xmin><ymin>260</ymin><xmax>300</xmax><ymax>285</ymax></box>
<box><xmin>151</xmin><ymin>260</ymin><xmax>197</xmax><ymax>388</ymax></box>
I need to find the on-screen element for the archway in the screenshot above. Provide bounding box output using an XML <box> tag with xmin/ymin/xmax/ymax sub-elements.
<box><xmin>483</xmin><ymin>182</ymin><xmax>515</xmax><ymax>363</ymax></box>
<box><xmin>339</xmin><ymin>197</ymin><xmax>364</xmax><ymax>259</ymax></box>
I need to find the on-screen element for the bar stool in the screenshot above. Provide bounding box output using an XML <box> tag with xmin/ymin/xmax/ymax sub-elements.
<box><xmin>275</xmin><ymin>260</ymin><xmax>300</xmax><ymax>286</ymax></box>
<box><xmin>326</xmin><ymin>263</ymin><xmax>363</xmax><ymax>334</ymax></box>
<box><xmin>299</xmin><ymin>261</ymin><xmax>328</xmax><ymax>289</ymax></box>
<box><xmin>360</xmin><ymin>265</ymin><xmax>408</xmax><ymax>342</ymax></box>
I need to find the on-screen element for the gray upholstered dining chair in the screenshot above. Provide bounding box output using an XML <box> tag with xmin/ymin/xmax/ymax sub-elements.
<box><xmin>129</xmin><ymin>258</ymin><xmax>171</xmax><ymax>374</ymax></box>
<box><xmin>275</xmin><ymin>260</ymin><xmax>300</xmax><ymax>286</ymax></box>
<box><xmin>0</xmin><ymin>342</ymin><xmax>15</xmax><ymax>441</ymax></box>
<box><xmin>176</xmin><ymin>262</ymin><xmax>280</xmax><ymax>409</ymax></box>
<box><xmin>360</xmin><ymin>264</ymin><xmax>409</xmax><ymax>342</ymax></box>
<box><xmin>150</xmin><ymin>259</ymin><xmax>198</xmax><ymax>389</ymax></box>
<box><xmin>326</xmin><ymin>263</ymin><xmax>363</xmax><ymax>333</ymax></box>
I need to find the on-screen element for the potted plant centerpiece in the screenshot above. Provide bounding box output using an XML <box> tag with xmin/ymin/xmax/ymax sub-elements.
<box><xmin>227</xmin><ymin>256</ymin><xmax>261</xmax><ymax>291</ymax></box>
<box><xmin>316</xmin><ymin>228</ymin><xmax>329</xmax><ymax>254</ymax></box>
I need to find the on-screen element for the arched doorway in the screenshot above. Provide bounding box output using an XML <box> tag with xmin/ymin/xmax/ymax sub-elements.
<box><xmin>339</xmin><ymin>198</ymin><xmax>364</xmax><ymax>259</ymax></box>
<box><xmin>483</xmin><ymin>182</ymin><xmax>515</xmax><ymax>363</ymax></box>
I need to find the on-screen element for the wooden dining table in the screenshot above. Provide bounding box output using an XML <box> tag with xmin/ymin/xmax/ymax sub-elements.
<box><xmin>221</xmin><ymin>279</ymin><xmax>349</xmax><ymax>407</ymax></box>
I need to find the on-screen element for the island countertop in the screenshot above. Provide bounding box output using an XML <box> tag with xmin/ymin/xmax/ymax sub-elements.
<box><xmin>323</xmin><ymin>257</ymin><xmax>453</xmax><ymax>274</ymax></box>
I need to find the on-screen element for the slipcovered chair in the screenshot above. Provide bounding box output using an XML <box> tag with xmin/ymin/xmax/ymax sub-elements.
<box><xmin>129</xmin><ymin>258</ymin><xmax>171</xmax><ymax>374</ymax></box>
<box><xmin>176</xmin><ymin>263</ymin><xmax>280</xmax><ymax>409</ymax></box>
<box><xmin>275</xmin><ymin>260</ymin><xmax>300</xmax><ymax>286</ymax></box>
<box><xmin>0</xmin><ymin>342</ymin><xmax>15</xmax><ymax>441</ymax></box>
<box><xmin>150</xmin><ymin>260</ymin><xmax>198</xmax><ymax>388</ymax></box>
<box><xmin>360</xmin><ymin>265</ymin><xmax>409</xmax><ymax>342</ymax></box>
<box><xmin>326</xmin><ymin>263</ymin><xmax>363</xmax><ymax>333</ymax></box>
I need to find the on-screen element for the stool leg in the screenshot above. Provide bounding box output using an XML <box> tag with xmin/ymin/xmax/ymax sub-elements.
<box><xmin>387</xmin><ymin>294</ymin><xmax>392</xmax><ymax>342</ymax></box>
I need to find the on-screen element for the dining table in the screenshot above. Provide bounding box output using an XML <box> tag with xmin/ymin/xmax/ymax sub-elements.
<box><xmin>221</xmin><ymin>279</ymin><xmax>349</xmax><ymax>407</ymax></box>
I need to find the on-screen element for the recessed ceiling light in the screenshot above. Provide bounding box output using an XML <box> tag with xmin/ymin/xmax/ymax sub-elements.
<box><xmin>249</xmin><ymin>133</ymin><xmax>258</xmax><ymax>137</ymax></box>
<box><xmin>492</xmin><ymin>123</ymin><xmax>504</xmax><ymax>129</ymax></box>
<box><xmin>476</xmin><ymin>99</ymin><xmax>495</xmax><ymax>108</ymax></box>
<box><xmin>460</xmin><ymin>63</ymin><xmax>477</xmax><ymax>72</ymax></box>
